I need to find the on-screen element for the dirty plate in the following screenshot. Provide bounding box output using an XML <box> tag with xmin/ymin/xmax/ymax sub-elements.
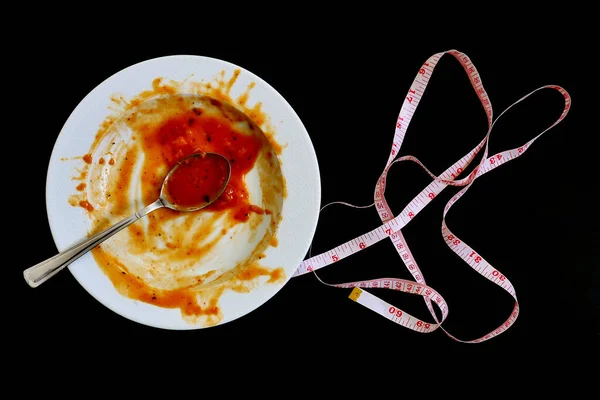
<box><xmin>45</xmin><ymin>55</ymin><xmax>321</xmax><ymax>329</ymax></box>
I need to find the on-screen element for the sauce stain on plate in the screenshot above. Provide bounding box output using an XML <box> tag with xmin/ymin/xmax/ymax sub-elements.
<box><xmin>67</xmin><ymin>69</ymin><xmax>287</xmax><ymax>327</ymax></box>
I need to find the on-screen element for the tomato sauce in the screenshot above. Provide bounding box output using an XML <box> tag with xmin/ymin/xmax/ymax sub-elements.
<box><xmin>164</xmin><ymin>153</ymin><xmax>230</xmax><ymax>209</ymax></box>
<box><xmin>143</xmin><ymin>105</ymin><xmax>264</xmax><ymax>221</ymax></box>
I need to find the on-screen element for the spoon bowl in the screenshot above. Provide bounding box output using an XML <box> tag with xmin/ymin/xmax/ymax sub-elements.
<box><xmin>23</xmin><ymin>152</ymin><xmax>231</xmax><ymax>288</ymax></box>
<box><xmin>161</xmin><ymin>152</ymin><xmax>231</xmax><ymax>212</ymax></box>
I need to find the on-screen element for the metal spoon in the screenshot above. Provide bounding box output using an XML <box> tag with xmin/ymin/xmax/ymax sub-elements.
<box><xmin>23</xmin><ymin>152</ymin><xmax>231</xmax><ymax>288</ymax></box>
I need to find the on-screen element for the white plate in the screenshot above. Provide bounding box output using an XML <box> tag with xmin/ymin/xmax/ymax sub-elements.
<box><xmin>45</xmin><ymin>55</ymin><xmax>321</xmax><ymax>329</ymax></box>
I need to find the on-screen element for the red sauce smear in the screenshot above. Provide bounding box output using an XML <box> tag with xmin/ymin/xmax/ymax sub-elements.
<box><xmin>164</xmin><ymin>153</ymin><xmax>230</xmax><ymax>208</ymax></box>
<box><xmin>79</xmin><ymin>200</ymin><xmax>94</xmax><ymax>211</ymax></box>
<box><xmin>145</xmin><ymin>105</ymin><xmax>263</xmax><ymax>221</ymax></box>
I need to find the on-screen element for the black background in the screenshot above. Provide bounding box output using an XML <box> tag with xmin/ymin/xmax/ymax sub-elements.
<box><xmin>10</xmin><ymin>17</ymin><xmax>597</xmax><ymax>367</ymax></box>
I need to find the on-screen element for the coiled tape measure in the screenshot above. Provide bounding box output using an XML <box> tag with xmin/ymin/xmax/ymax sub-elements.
<box><xmin>291</xmin><ymin>49</ymin><xmax>571</xmax><ymax>343</ymax></box>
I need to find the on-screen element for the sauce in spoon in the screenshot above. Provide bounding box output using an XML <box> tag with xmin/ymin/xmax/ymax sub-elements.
<box><xmin>163</xmin><ymin>152</ymin><xmax>231</xmax><ymax>210</ymax></box>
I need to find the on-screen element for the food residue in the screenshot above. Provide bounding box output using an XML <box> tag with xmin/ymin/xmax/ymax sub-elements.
<box><xmin>164</xmin><ymin>153</ymin><xmax>230</xmax><ymax>209</ymax></box>
<box><xmin>149</xmin><ymin>101</ymin><xmax>266</xmax><ymax>221</ymax></box>
<box><xmin>69</xmin><ymin>69</ymin><xmax>287</xmax><ymax>327</ymax></box>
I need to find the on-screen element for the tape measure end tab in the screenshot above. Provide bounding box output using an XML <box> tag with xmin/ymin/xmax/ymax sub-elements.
<box><xmin>349</xmin><ymin>287</ymin><xmax>363</xmax><ymax>302</ymax></box>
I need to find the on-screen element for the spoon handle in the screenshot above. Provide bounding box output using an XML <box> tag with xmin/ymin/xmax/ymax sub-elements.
<box><xmin>23</xmin><ymin>199</ymin><xmax>165</xmax><ymax>288</ymax></box>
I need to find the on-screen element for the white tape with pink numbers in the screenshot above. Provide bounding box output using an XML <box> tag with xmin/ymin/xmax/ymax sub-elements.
<box><xmin>292</xmin><ymin>49</ymin><xmax>571</xmax><ymax>343</ymax></box>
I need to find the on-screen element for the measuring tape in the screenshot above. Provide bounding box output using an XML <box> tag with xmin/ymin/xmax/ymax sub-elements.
<box><xmin>291</xmin><ymin>49</ymin><xmax>571</xmax><ymax>343</ymax></box>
